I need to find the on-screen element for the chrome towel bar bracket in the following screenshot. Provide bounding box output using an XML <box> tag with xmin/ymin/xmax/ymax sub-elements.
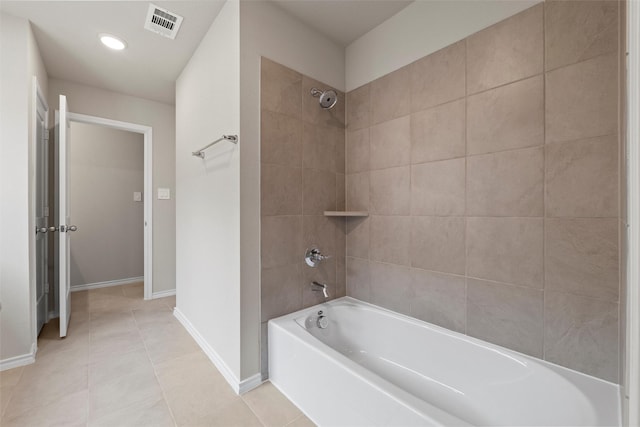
<box><xmin>192</xmin><ymin>134</ymin><xmax>238</xmax><ymax>159</ymax></box>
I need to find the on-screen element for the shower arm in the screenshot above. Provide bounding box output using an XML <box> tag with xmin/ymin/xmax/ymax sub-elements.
<box><xmin>310</xmin><ymin>87</ymin><xmax>323</xmax><ymax>98</ymax></box>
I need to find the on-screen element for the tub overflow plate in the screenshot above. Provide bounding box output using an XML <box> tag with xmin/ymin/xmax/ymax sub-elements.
<box><xmin>316</xmin><ymin>312</ymin><xmax>329</xmax><ymax>329</ymax></box>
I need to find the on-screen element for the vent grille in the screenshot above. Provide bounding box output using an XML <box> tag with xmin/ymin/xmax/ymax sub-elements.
<box><xmin>144</xmin><ymin>4</ymin><xmax>183</xmax><ymax>39</ymax></box>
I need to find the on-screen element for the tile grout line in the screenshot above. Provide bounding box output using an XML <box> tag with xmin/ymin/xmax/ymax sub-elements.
<box><xmin>88</xmin><ymin>306</ymin><xmax>144</xmax><ymax>425</ymax></box>
<box><xmin>239</xmin><ymin>393</ymin><xmax>269</xmax><ymax>427</ymax></box>
<box><xmin>544</xmin><ymin>48</ymin><xmax>620</xmax><ymax>75</ymax></box>
<box><xmin>283</xmin><ymin>414</ymin><xmax>308</xmax><ymax>427</ymax></box>
<box><xmin>131</xmin><ymin>301</ymin><xmax>179</xmax><ymax>427</ymax></box>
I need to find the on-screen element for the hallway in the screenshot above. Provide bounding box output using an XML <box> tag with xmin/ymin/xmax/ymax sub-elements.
<box><xmin>0</xmin><ymin>283</ymin><xmax>311</xmax><ymax>426</ymax></box>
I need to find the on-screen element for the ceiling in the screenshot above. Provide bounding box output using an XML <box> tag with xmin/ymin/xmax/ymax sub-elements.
<box><xmin>273</xmin><ymin>0</ymin><xmax>413</xmax><ymax>46</ymax></box>
<box><xmin>0</xmin><ymin>1</ymin><xmax>226</xmax><ymax>104</ymax></box>
<box><xmin>0</xmin><ymin>1</ymin><xmax>412</xmax><ymax>105</ymax></box>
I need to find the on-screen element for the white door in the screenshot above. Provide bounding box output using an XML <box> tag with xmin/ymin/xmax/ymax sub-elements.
<box><xmin>34</xmin><ymin>81</ymin><xmax>49</xmax><ymax>336</ymax></box>
<box><xmin>56</xmin><ymin>95</ymin><xmax>75</xmax><ymax>338</ymax></box>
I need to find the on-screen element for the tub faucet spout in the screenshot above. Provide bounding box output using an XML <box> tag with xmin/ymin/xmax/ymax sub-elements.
<box><xmin>311</xmin><ymin>281</ymin><xmax>329</xmax><ymax>298</ymax></box>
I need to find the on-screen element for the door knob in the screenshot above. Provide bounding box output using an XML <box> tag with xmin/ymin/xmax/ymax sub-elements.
<box><xmin>49</xmin><ymin>226</ymin><xmax>57</xmax><ymax>232</ymax></box>
<box><xmin>36</xmin><ymin>227</ymin><xmax>48</xmax><ymax>234</ymax></box>
<box><xmin>68</xmin><ymin>225</ymin><xmax>78</xmax><ymax>232</ymax></box>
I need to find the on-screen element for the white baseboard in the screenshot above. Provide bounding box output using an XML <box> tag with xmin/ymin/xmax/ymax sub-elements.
<box><xmin>152</xmin><ymin>289</ymin><xmax>176</xmax><ymax>299</ymax></box>
<box><xmin>173</xmin><ymin>307</ymin><xmax>263</xmax><ymax>395</ymax></box>
<box><xmin>48</xmin><ymin>310</ymin><xmax>59</xmax><ymax>321</ymax></box>
<box><xmin>0</xmin><ymin>344</ymin><xmax>36</xmax><ymax>371</ymax></box>
<box><xmin>71</xmin><ymin>276</ymin><xmax>143</xmax><ymax>292</ymax></box>
<box><xmin>239</xmin><ymin>372</ymin><xmax>263</xmax><ymax>394</ymax></box>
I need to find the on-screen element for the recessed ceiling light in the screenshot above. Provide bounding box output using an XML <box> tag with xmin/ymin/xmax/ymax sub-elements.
<box><xmin>99</xmin><ymin>33</ymin><xmax>127</xmax><ymax>50</ymax></box>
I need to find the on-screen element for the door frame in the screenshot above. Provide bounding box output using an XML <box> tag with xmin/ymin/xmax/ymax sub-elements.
<box><xmin>66</xmin><ymin>112</ymin><xmax>154</xmax><ymax>300</ymax></box>
<box><xmin>30</xmin><ymin>77</ymin><xmax>49</xmax><ymax>347</ymax></box>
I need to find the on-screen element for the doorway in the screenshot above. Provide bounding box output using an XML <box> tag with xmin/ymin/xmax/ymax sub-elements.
<box><xmin>65</xmin><ymin>112</ymin><xmax>154</xmax><ymax>301</ymax></box>
<box><xmin>46</xmin><ymin>102</ymin><xmax>154</xmax><ymax>339</ymax></box>
<box><xmin>68</xmin><ymin>122</ymin><xmax>144</xmax><ymax>291</ymax></box>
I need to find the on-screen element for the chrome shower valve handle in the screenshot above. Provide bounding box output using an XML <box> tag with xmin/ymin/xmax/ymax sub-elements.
<box><xmin>305</xmin><ymin>246</ymin><xmax>331</xmax><ymax>267</ymax></box>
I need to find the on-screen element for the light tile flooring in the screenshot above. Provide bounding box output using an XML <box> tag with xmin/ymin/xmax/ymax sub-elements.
<box><xmin>0</xmin><ymin>283</ymin><xmax>313</xmax><ymax>427</ymax></box>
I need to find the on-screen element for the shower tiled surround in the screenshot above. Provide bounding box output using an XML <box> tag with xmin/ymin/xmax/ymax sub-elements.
<box><xmin>259</xmin><ymin>2</ymin><xmax>624</xmax><ymax>384</ymax></box>
<box><xmin>260</xmin><ymin>58</ymin><xmax>346</xmax><ymax>377</ymax></box>
<box><xmin>345</xmin><ymin>2</ymin><xmax>624</xmax><ymax>382</ymax></box>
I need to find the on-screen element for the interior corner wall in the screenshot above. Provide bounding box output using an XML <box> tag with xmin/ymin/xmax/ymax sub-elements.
<box><xmin>345</xmin><ymin>0</ymin><xmax>541</xmax><ymax>91</ymax></box>
<box><xmin>0</xmin><ymin>13</ymin><xmax>48</xmax><ymax>365</ymax></box>
<box><xmin>175</xmin><ymin>0</ymin><xmax>242</xmax><ymax>381</ymax></box>
<box><xmin>47</xmin><ymin>79</ymin><xmax>176</xmax><ymax>294</ymax></box>
<box><xmin>239</xmin><ymin>0</ymin><xmax>345</xmax><ymax>380</ymax></box>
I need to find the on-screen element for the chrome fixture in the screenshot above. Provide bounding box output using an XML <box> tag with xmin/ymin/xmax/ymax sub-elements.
<box><xmin>316</xmin><ymin>310</ymin><xmax>329</xmax><ymax>329</ymax></box>
<box><xmin>36</xmin><ymin>226</ymin><xmax>57</xmax><ymax>234</ymax></box>
<box><xmin>311</xmin><ymin>281</ymin><xmax>329</xmax><ymax>298</ymax></box>
<box><xmin>310</xmin><ymin>87</ymin><xmax>338</xmax><ymax>109</ymax></box>
<box><xmin>305</xmin><ymin>246</ymin><xmax>331</xmax><ymax>267</ymax></box>
<box><xmin>192</xmin><ymin>134</ymin><xmax>238</xmax><ymax>159</ymax></box>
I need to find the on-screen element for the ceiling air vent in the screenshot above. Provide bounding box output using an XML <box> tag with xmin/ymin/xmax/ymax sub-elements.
<box><xmin>144</xmin><ymin>3</ymin><xmax>183</xmax><ymax>40</ymax></box>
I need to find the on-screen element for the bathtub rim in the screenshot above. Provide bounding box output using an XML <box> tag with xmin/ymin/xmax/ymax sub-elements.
<box><xmin>268</xmin><ymin>296</ymin><xmax>621</xmax><ymax>425</ymax></box>
<box><xmin>268</xmin><ymin>298</ymin><xmax>472</xmax><ymax>426</ymax></box>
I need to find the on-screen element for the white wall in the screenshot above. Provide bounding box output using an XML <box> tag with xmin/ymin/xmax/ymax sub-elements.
<box><xmin>0</xmin><ymin>13</ymin><xmax>48</xmax><ymax>366</ymax></box>
<box><xmin>174</xmin><ymin>0</ymin><xmax>345</xmax><ymax>386</ymax></box>
<box><xmin>69</xmin><ymin>123</ymin><xmax>144</xmax><ymax>287</ymax></box>
<box><xmin>346</xmin><ymin>0</ymin><xmax>541</xmax><ymax>91</ymax></box>
<box><xmin>175</xmin><ymin>0</ymin><xmax>242</xmax><ymax>381</ymax></box>
<box><xmin>238</xmin><ymin>0</ymin><xmax>345</xmax><ymax>379</ymax></box>
<box><xmin>48</xmin><ymin>79</ymin><xmax>176</xmax><ymax>294</ymax></box>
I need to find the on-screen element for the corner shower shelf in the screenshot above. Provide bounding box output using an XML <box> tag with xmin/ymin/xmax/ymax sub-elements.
<box><xmin>323</xmin><ymin>211</ymin><xmax>369</xmax><ymax>217</ymax></box>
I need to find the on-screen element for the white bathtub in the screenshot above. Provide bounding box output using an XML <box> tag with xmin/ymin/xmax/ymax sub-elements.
<box><xmin>268</xmin><ymin>297</ymin><xmax>620</xmax><ymax>426</ymax></box>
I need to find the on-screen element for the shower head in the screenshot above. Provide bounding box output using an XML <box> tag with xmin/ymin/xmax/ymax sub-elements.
<box><xmin>310</xmin><ymin>87</ymin><xmax>338</xmax><ymax>109</ymax></box>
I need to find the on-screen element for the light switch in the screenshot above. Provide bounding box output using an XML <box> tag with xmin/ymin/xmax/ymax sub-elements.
<box><xmin>133</xmin><ymin>192</ymin><xmax>142</xmax><ymax>202</ymax></box>
<box><xmin>157</xmin><ymin>188</ymin><xmax>171</xmax><ymax>200</ymax></box>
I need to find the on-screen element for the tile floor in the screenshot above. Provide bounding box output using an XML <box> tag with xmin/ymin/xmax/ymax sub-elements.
<box><xmin>0</xmin><ymin>283</ymin><xmax>313</xmax><ymax>427</ymax></box>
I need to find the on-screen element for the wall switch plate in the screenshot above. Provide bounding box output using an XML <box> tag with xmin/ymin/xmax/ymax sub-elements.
<box><xmin>157</xmin><ymin>188</ymin><xmax>171</xmax><ymax>200</ymax></box>
<box><xmin>133</xmin><ymin>192</ymin><xmax>142</xmax><ymax>202</ymax></box>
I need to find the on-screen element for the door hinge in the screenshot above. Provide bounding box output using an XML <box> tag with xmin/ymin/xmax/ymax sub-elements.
<box><xmin>43</xmin><ymin>132</ymin><xmax>49</xmax><ymax>142</ymax></box>
<box><xmin>44</xmin><ymin>283</ymin><xmax>50</xmax><ymax>294</ymax></box>
<box><xmin>44</xmin><ymin>206</ymin><xmax>49</xmax><ymax>217</ymax></box>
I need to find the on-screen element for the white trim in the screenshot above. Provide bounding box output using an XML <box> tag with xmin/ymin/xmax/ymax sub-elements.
<box><xmin>173</xmin><ymin>308</ymin><xmax>263</xmax><ymax>395</ymax></box>
<box><xmin>144</xmin><ymin>128</ymin><xmax>153</xmax><ymax>301</ymax></box>
<box><xmin>48</xmin><ymin>310</ymin><xmax>59</xmax><ymax>321</ymax></box>
<box><xmin>66</xmin><ymin>112</ymin><xmax>153</xmax><ymax>301</ymax></box>
<box><xmin>0</xmin><ymin>344</ymin><xmax>36</xmax><ymax>371</ymax></box>
<box><xmin>30</xmin><ymin>77</ymin><xmax>49</xmax><ymax>362</ymax></box>
<box><xmin>151</xmin><ymin>289</ymin><xmax>176</xmax><ymax>299</ymax></box>
<box><xmin>70</xmin><ymin>276</ymin><xmax>143</xmax><ymax>292</ymax></box>
<box><xmin>626</xmin><ymin>0</ymin><xmax>640</xmax><ymax>425</ymax></box>
<box><xmin>238</xmin><ymin>373</ymin><xmax>263</xmax><ymax>395</ymax></box>
<box><xmin>68</xmin><ymin>112</ymin><xmax>149</xmax><ymax>133</ymax></box>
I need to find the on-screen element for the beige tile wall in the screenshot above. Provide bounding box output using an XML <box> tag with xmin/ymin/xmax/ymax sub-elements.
<box><xmin>260</xmin><ymin>58</ymin><xmax>346</xmax><ymax>378</ymax></box>
<box><xmin>345</xmin><ymin>1</ymin><xmax>623</xmax><ymax>382</ymax></box>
